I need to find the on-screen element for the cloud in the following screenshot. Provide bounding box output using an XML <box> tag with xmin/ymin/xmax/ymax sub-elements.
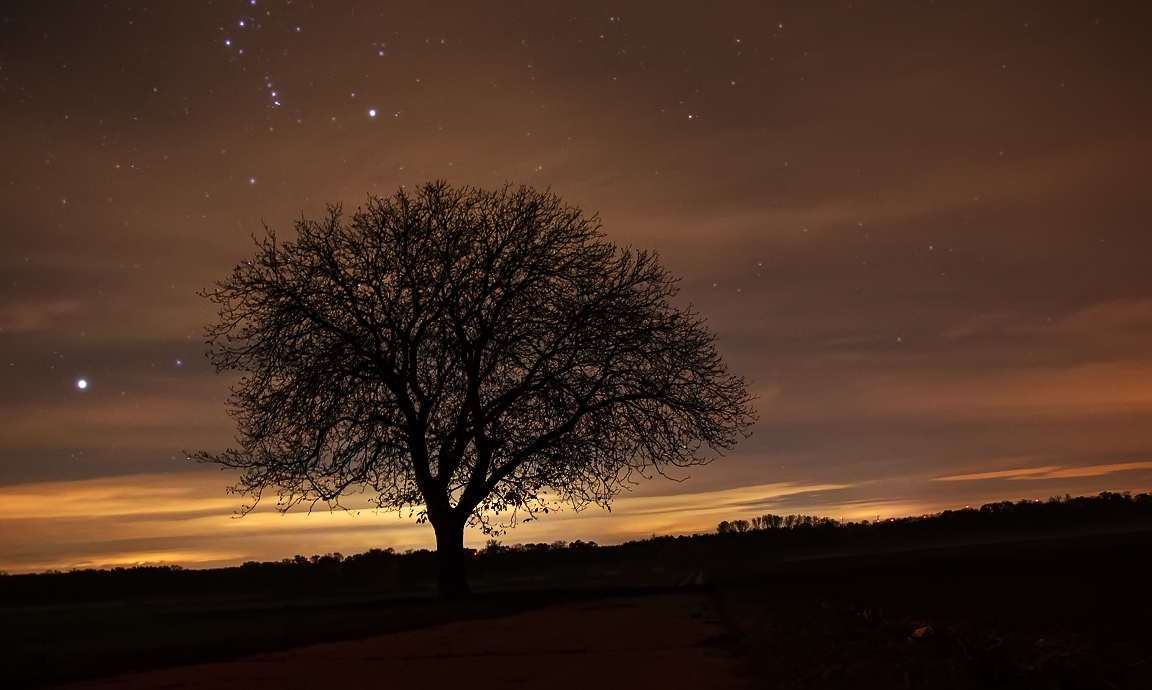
<box><xmin>789</xmin><ymin>361</ymin><xmax>1152</xmax><ymax>424</ymax></box>
<box><xmin>0</xmin><ymin>473</ymin><xmax>239</xmax><ymax>519</ymax></box>
<box><xmin>0</xmin><ymin>300</ymin><xmax>79</xmax><ymax>334</ymax></box>
<box><xmin>935</xmin><ymin>461</ymin><xmax>1152</xmax><ymax>482</ymax></box>
<box><xmin>1040</xmin><ymin>462</ymin><xmax>1152</xmax><ymax>479</ymax></box>
<box><xmin>0</xmin><ymin>394</ymin><xmax>231</xmax><ymax>452</ymax></box>
<box><xmin>0</xmin><ymin>473</ymin><xmax>855</xmax><ymax>573</ymax></box>
<box><xmin>934</xmin><ymin>467</ymin><xmax>1060</xmax><ymax>482</ymax></box>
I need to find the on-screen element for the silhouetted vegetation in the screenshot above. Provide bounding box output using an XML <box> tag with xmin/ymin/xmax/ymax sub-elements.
<box><xmin>197</xmin><ymin>181</ymin><xmax>755</xmax><ymax>598</ymax></box>
<box><xmin>3</xmin><ymin>491</ymin><xmax>1148</xmax><ymax>608</ymax></box>
<box><xmin>718</xmin><ymin>490</ymin><xmax>1152</xmax><ymax>535</ymax></box>
<box><xmin>716</xmin><ymin>530</ymin><xmax>1152</xmax><ymax>690</ymax></box>
<box><xmin>3</xmin><ymin>491</ymin><xmax>1150</xmax><ymax>689</ymax></box>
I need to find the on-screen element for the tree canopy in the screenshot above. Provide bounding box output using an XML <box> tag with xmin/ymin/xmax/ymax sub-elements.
<box><xmin>198</xmin><ymin>181</ymin><xmax>755</xmax><ymax>596</ymax></box>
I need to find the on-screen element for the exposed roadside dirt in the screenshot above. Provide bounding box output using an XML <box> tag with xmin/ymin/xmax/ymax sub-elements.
<box><xmin>60</xmin><ymin>592</ymin><xmax>746</xmax><ymax>690</ymax></box>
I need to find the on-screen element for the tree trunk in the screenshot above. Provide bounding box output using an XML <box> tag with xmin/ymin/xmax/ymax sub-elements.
<box><xmin>433</xmin><ymin>518</ymin><xmax>470</xmax><ymax>599</ymax></box>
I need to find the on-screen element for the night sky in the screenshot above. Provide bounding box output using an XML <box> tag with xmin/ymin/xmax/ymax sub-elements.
<box><xmin>3</xmin><ymin>1</ymin><xmax>1151</xmax><ymax>573</ymax></box>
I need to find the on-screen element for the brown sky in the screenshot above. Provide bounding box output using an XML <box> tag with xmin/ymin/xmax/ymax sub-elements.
<box><xmin>2</xmin><ymin>1</ymin><xmax>1151</xmax><ymax>572</ymax></box>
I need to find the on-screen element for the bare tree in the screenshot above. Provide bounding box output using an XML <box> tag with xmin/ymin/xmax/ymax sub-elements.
<box><xmin>197</xmin><ymin>181</ymin><xmax>756</xmax><ymax>597</ymax></box>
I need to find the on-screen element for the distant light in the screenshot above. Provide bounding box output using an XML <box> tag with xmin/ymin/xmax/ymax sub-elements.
<box><xmin>249</xmin><ymin>178</ymin><xmax>255</xmax><ymax>184</ymax></box>
<box><xmin>77</xmin><ymin>379</ymin><xmax>87</xmax><ymax>389</ymax></box>
<box><xmin>176</xmin><ymin>360</ymin><xmax>182</xmax><ymax>365</ymax></box>
<box><xmin>368</xmin><ymin>109</ymin><xmax>376</xmax><ymax>117</ymax></box>
<box><xmin>239</xmin><ymin>20</ymin><xmax>244</xmax><ymax>27</ymax></box>
<box><xmin>225</xmin><ymin>40</ymin><xmax>231</xmax><ymax>46</ymax></box>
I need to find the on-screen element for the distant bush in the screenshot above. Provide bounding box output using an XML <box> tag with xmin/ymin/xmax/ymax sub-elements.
<box><xmin>721</xmin><ymin>514</ymin><xmax>839</xmax><ymax>533</ymax></box>
<box><xmin>716</xmin><ymin>491</ymin><xmax>1152</xmax><ymax>535</ymax></box>
<box><xmin>482</xmin><ymin>538</ymin><xmax>598</xmax><ymax>555</ymax></box>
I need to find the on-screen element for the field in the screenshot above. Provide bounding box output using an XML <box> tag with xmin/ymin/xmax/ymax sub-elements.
<box><xmin>716</xmin><ymin>531</ymin><xmax>1152</xmax><ymax>689</ymax></box>
<box><xmin>3</xmin><ymin>501</ymin><xmax>1151</xmax><ymax>689</ymax></box>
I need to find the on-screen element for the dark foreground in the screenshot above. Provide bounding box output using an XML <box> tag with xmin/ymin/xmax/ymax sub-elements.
<box><xmin>4</xmin><ymin>530</ymin><xmax>1151</xmax><ymax>689</ymax></box>
<box><xmin>717</xmin><ymin>530</ymin><xmax>1152</xmax><ymax>689</ymax></box>
<box><xmin>55</xmin><ymin>592</ymin><xmax>742</xmax><ymax>690</ymax></box>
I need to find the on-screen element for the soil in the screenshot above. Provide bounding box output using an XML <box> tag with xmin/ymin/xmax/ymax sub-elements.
<box><xmin>57</xmin><ymin>592</ymin><xmax>746</xmax><ymax>690</ymax></box>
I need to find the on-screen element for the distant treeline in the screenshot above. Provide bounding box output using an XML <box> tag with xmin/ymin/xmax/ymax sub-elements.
<box><xmin>716</xmin><ymin>491</ymin><xmax>1152</xmax><ymax>534</ymax></box>
<box><xmin>2</xmin><ymin>491</ymin><xmax>1149</xmax><ymax>606</ymax></box>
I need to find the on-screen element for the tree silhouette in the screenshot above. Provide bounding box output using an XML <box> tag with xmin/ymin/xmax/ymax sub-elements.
<box><xmin>197</xmin><ymin>181</ymin><xmax>755</xmax><ymax>598</ymax></box>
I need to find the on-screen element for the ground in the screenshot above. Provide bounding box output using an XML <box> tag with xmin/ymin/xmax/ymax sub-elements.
<box><xmin>58</xmin><ymin>592</ymin><xmax>744</xmax><ymax>690</ymax></box>
<box><xmin>7</xmin><ymin>529</ymin><xmax>1151</xmax><ymax>689</ymax></box>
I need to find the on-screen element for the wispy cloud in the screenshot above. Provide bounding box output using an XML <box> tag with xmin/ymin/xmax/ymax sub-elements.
<box><xmin>0</xmin><ymin>473</ymin><xmax>238</xmax><ymax>519</ymax></box>
<box><xmin>935</xmin><ymin>461</ymin><xmax>1152</xmax><ymax>482</ymax></box>
<box><xmin>1040</xmin><ymin>462</ymin><xmax>1152</xmax><ymax>479</ymax></box>
<box><xmin>0</xmin><ymin>300</ymin><xmax>80</xmax><ymax>334</ymax></box>
<box><xmin>0</xmin><ymin>473</ymin><xmax>856</xmax><ymax>573</ymax></box>
<box><xmin>933</xmin><ymin>467</ymin><xmax>1060</xmax><ymax>482</ymax></box>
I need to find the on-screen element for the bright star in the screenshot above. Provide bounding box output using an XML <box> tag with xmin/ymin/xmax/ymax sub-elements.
<box><xmin>369</xmin><ymin>109</ymin><xmax>377</xmax><ymax>117</ymax></box>
<box><xmin>77</xmin><ymin>379</ymin><xmax>87</xmax><ymax>389</ymax></box>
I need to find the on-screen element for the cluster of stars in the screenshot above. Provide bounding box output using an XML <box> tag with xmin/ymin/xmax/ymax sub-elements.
<box><xmin>219</xmin><ymin>0</ymin><xmax>300</xmax><ymax>111</ymax></box>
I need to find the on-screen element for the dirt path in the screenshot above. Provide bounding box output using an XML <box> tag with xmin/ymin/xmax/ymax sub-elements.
<box><xmin>61</xmin><ymin>592</ymin><xmax>746</xmax><ymax>690</ymax></box>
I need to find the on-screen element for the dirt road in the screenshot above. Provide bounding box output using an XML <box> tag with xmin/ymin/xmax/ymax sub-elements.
<box><xmin>62</xmin><ymin>592</ymin><xmax>746</xmax><ymax>690</ymax></box>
